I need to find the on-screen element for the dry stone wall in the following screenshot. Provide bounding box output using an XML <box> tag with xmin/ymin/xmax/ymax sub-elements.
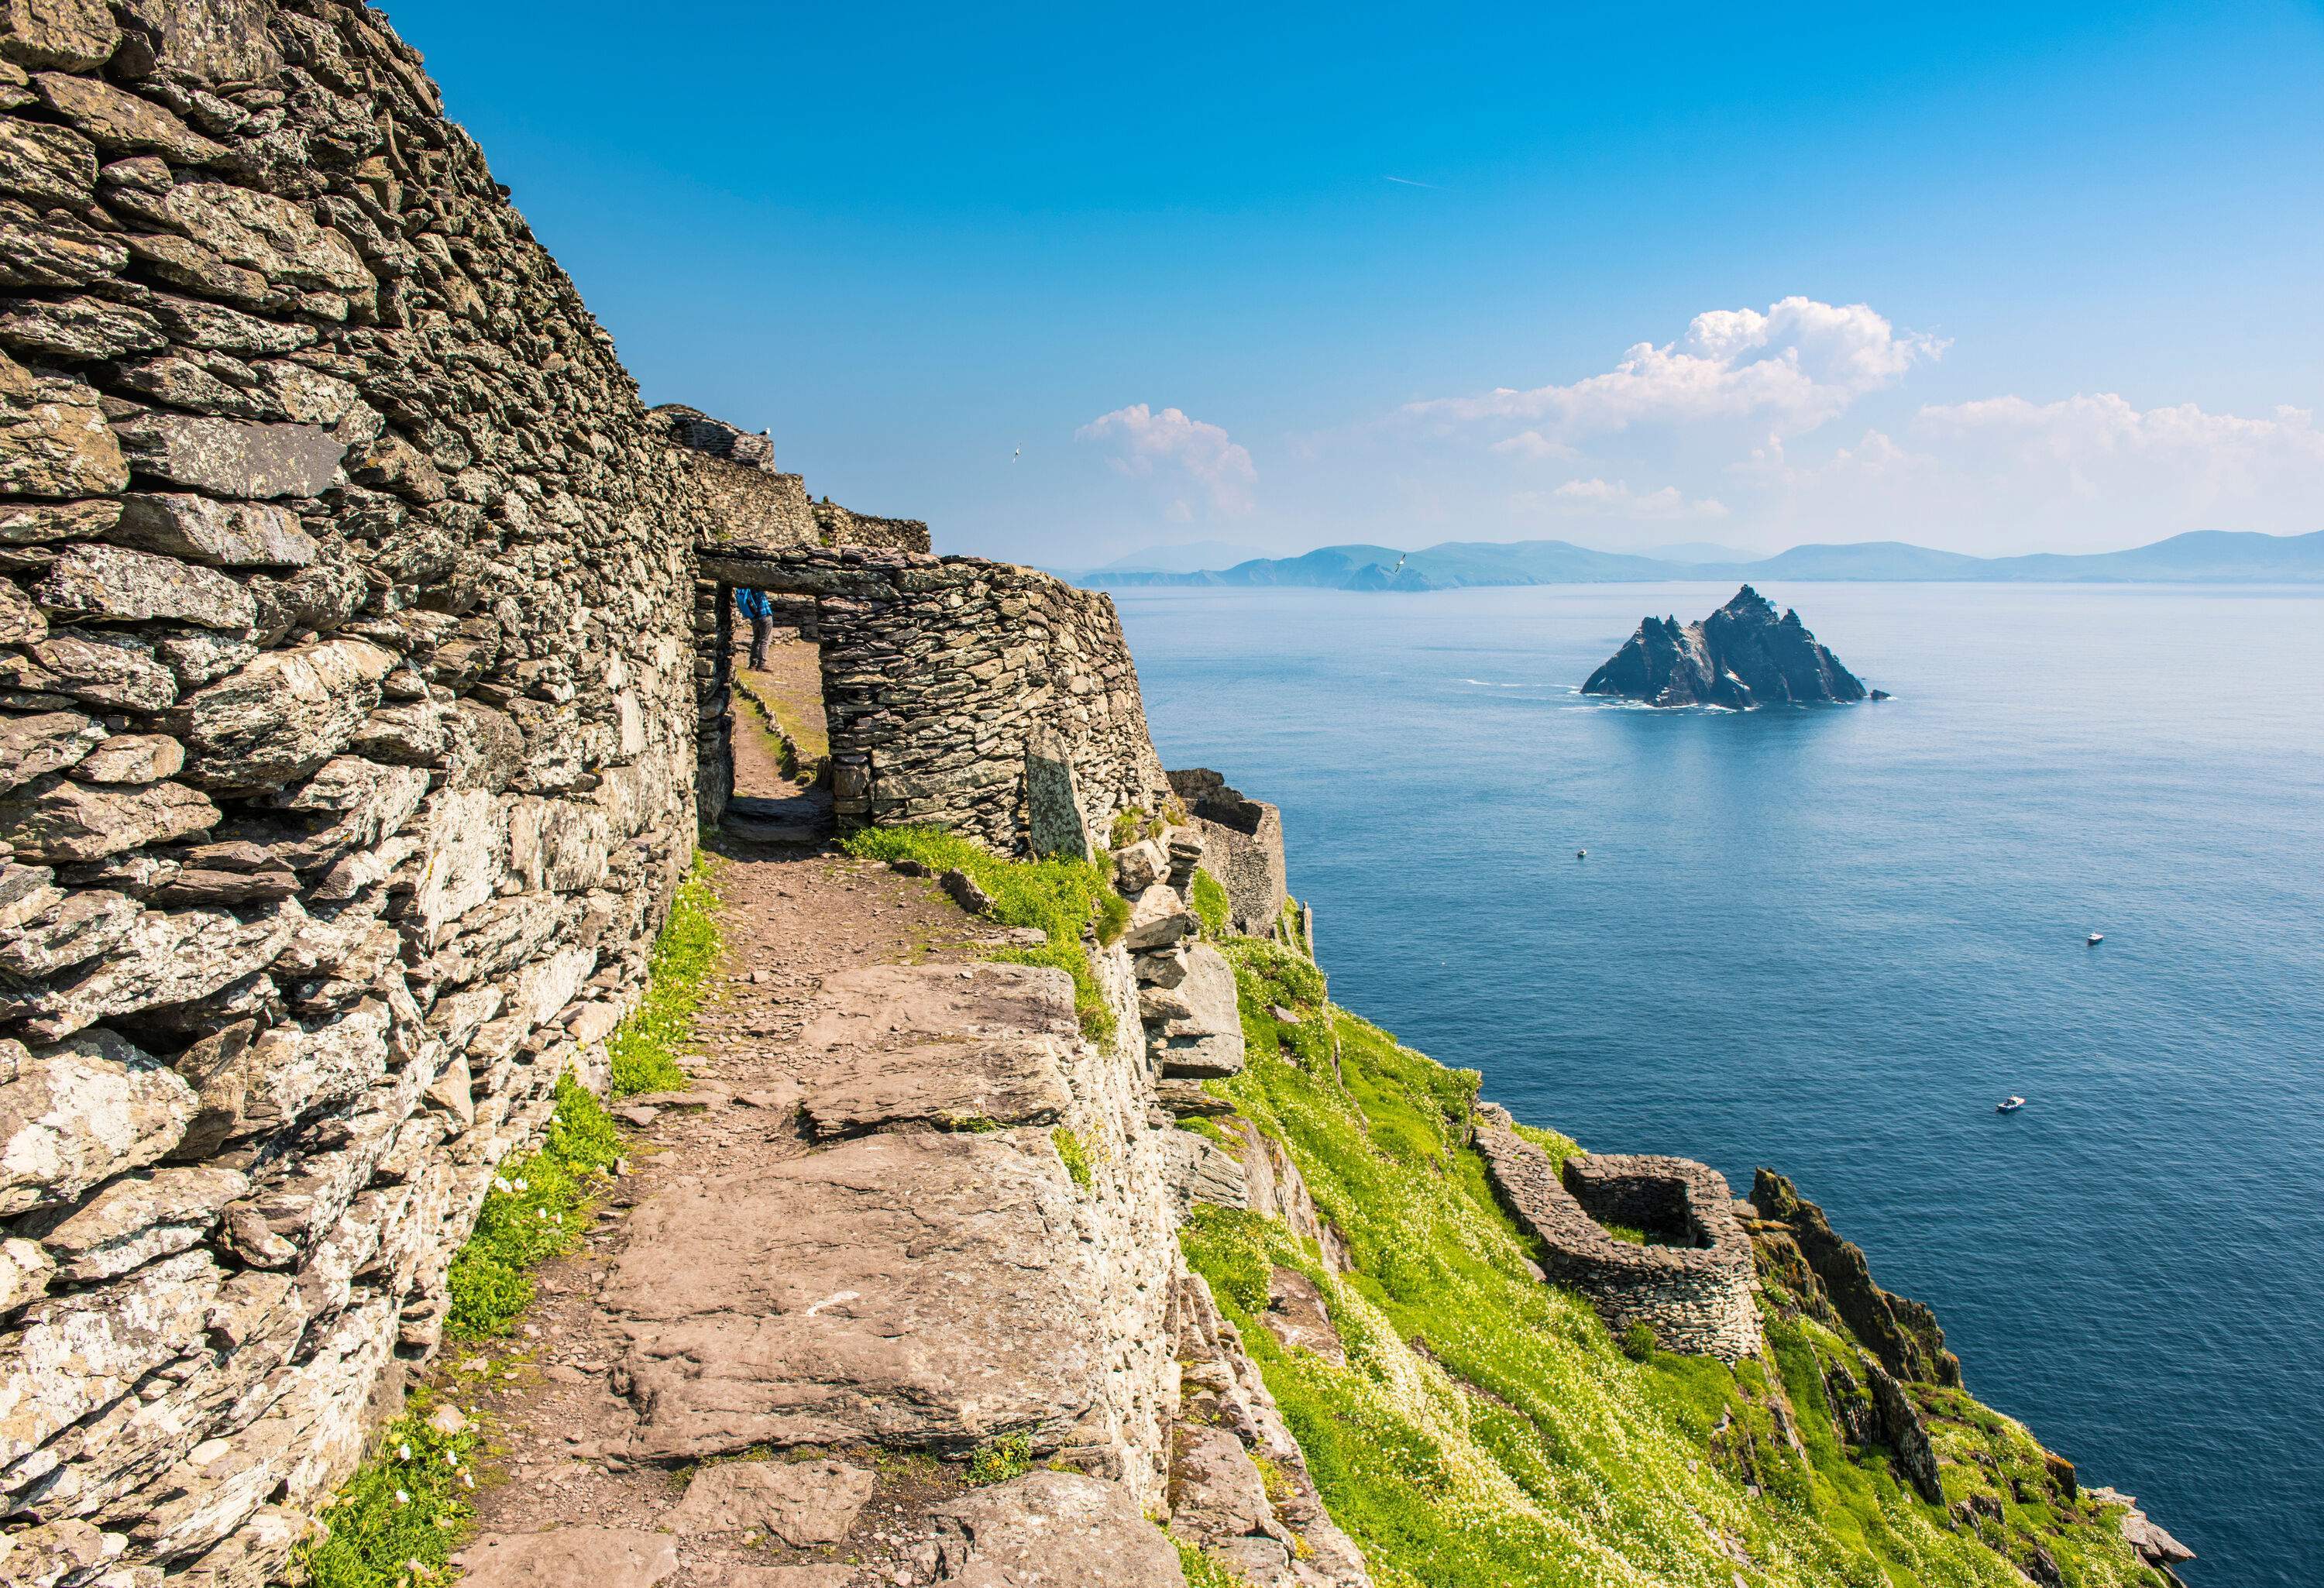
<box><xmin>1475</xmin><ymin>1112</ymin><xmax>1762</xmax><ymax>1362</ymax></box>
<box><xmin>0</xmin><ymin>3</ymin><xmax>709</xmax><ymax>1580</ymax></box>
<box><xmin>1166</xmin><ymin>768</ymin><xmax>1286</xmax><ymax>934</ymax></box>
<box><xmin>700</xmin><ymin>545</ymin><xmax>1172</xmax><ymax>854</ymax></box>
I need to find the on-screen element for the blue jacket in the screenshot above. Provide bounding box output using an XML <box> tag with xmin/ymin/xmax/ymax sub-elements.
<box><xmin>734</xmin><ymin>588</ymin><xmax>771</xmax><ymax>621</ymax></box>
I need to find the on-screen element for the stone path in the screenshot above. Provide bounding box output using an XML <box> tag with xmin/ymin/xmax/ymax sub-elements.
<box><xmin>442</xmin><ymin>719</ymin><xmax>1169</xmax><ymax>1586</ymax></box>
<box><xmin>727</xmin><ymin>632</ymin><xmax>833</xmax><ymax>845</ymax></box>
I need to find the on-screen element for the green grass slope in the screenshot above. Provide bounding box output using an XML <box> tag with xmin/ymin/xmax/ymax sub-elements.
<box><xmin>1184</xmin><ymin>940</ymin><xmax>2168</xmax><ymax>1588</ymax></box>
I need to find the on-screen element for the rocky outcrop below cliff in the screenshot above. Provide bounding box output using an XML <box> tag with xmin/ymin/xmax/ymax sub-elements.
<box><xmin>1583</xmin><ymin>585</ymin><xmax>1869</xmax><ymax>707</ymax></box>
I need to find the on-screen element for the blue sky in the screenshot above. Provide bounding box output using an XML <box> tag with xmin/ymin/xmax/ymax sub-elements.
<box><xmin>384</xmin><ymin>0</ymin><xmax>2324</xmax><ymax>565</ymax></box>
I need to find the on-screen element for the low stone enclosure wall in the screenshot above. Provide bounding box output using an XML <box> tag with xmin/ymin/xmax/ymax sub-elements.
<box><xmin>1474</xmin><ymin>1109</ymin><xmax>1762</xmax><ymax>1362</ymax></box>
<box><xmin>700</xmin><ymin>544</ymin><xmax>1173</xmax><ymax>854</ymax></box>
<box><xmin>1167</xmin><ymin>767</ymin><xmax>1287</xmax><ymax>934</ymax></box>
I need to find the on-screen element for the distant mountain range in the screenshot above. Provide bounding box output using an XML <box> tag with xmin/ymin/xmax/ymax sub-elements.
<box><xmin>1074</xmin><ymin>529</ymin><xmax>2324</xmax><ymax>590</ymax></box>
<box><xmin>1089</xmin><ymin>539</ymin><xmax>1273</xmax><ymax>575</ymax></box>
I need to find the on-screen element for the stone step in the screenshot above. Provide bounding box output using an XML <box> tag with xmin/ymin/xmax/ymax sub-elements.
<box><xmin>604</xmin><ymin>1129</ymin><xmax>1096</xmax><ymax>1460</ymax></box>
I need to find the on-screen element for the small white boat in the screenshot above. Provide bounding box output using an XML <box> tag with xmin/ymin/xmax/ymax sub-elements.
<box><xmin>1996</xmin><ymin>1095</ymin><xmax>2026</xmax><ymax>1114</ymax></box>
<box><xmin>2086</xmin><ymin>932</ymin><xmax>2104</xmax><ymax>946</ymax></box>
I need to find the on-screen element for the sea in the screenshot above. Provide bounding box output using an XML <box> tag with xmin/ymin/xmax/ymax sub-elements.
<box><xmin>1112</xmin><ymin>580</ymin><xmax>2324</xmax><ymax>1588</ymax></box>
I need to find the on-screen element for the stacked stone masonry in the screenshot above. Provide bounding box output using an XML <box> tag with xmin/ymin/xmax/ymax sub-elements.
<box><xmin>1166</xmin><ymin>767</ymin><xmax>1286</xmax><ymax>935</ymax></box>
<box><xmin>1475</xmin><ymin>1114</ymin><xmax>1762</xmax><ymax>1362</ymax></box>
<box><xmin>698</xmin><ymin>544</ymin><xmax>1172</xmax><ymax>854</ymax></box>
<box><xmin>0</xmin><ymin>3</ymin><xmax>728</xmax><ymax>1580</ymax></box>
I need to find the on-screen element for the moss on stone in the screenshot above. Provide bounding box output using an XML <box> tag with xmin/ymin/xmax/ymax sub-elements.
<box><xmin>606</xmin><ymin>851</ymin><xmax>722</xmax><ymax>1098</ymax></box>
<box><xmin>840</xmin><ymin>823</ymin><xmax>1124</xmax><ymax>1040</ymax></box>
<box><xmin>1188</xmin><ymin>865</ymin><xmax>1233</xmax><ymax>938</ymax></box>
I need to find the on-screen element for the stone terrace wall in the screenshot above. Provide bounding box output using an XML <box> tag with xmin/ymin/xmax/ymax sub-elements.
<box><xmin>1475</xmin><ymin>1116</ymin><xmax>1762</xmax><ymax>1362</ymax></box>
<box><xmin>700</xmin><ymin>545</ymin><xmax>1171</xmax><ymax>854</ymax></box>
<box><xmin>0</xmin><ymin>3</ymin><xmax>706</xmax><ymax>1580</ymax></box>
<box><xmin>648</xmin><ymin>403</ymin><xmax>816</xmax><ymax>557</ymax></box>
<box><xmin>1167</xmin><ymin>768</ymin><xmax>1287</xmax><ymax>934</ymax></box>
<box><xmin>810</xmin><ymin>498</ymin><xmax>927</xmax><ymax>554</ymax></box>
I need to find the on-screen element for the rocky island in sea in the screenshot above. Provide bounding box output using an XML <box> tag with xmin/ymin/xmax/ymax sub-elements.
<box><xmin>1583</xmin><ymin>584</ymin><xmax>1872</xmax><ymax>707</ymax></box>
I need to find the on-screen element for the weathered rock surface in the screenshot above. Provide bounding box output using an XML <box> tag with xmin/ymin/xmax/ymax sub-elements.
<box><xmin>67</xmin><ymin>731</ymin><xmax>180</xmax><ymax>784</ymax></box>
<box><xmin>1747</xmin><ymin>1168</ymin><xmax>1961</xmax><ymax>1385</ymax></box>
<box><xmin>1145</xmin><ymin>942</ymin><xmax>1246</xmax><ymax>1078</ymax></box>
<box><xmin>1123</xmin><ymin>882</ymin><xmax>1198</xmax><ymax>951</ymax></box>
<box><xmin>1173</xmin><ymin>1273</ymin><xmax>1370</xmax><ymax>1588</ymax></box>
<box><xmin>0</xmin><ymin>348</ymin><xmax>122</xmax><ymax>497</ymax></box>
<box><xmin>33</xmin><ymin>541</ymin><xmax>257</xmax><ymax>629</ymax></box>
<box><xmin>0</xmin><ymin>772</ymin><xmax>215</xmax><ymax>861</ymax></box>
<box><xmin>608</xmin><ymin>1131</ymin><xmax>1097</xmax><ymax>1458</ymax></box>
<box><xmin>795</xmin><ymin>963</ymin><xmax>1075</xmax><ymax>1136</ymax></box>
<box><xmin>1582</xmin><ymin>585</ymin><xmax>1868</xmax><ymax>708</ymax></box>
<box><xmin>111</xmin><ymin>493</ymin><xmax>316</xmax><ymax>568</ymax></box>
<box><xmin>112</xmin><ymin>413</ymin><xmax>345</xmax><ymax>500</ymax></box>
<box><xmin>452</xmin><ymin>1528</ymin><xmax>680</xmax><ymax>1588</ymax></box>
<box><xmin>0</xmin><ymin>1030</ymin><xmax>194</xmax><ymax>1215</ymax></box>
<box><xmin>2087</xmin><ymin>1487</ymin><xmax>2196</xmax><ymax>1571</ymax></box>
<box><xmin>172</xmin><ymin>638</ymin><xmax>393</xmax><ymax>790</ymax></box>
<box><xmin>930</xmin><ymin>1469</ymin><xmax>1187</xmax><ymax>1586</ymax></box>
<box><xmin>0</xmin><ymin>710</ymin><xmax>103</xmax><ymax>790</ymax></box>
<box><xmin>22</xmin><ymin>1163</ymin><xmax>245</xmax><ymax>1282</ymax></box>
<box><xmin>670</xmin><ymin>1456</ymin><xmax>875</xmax><ymax>1544</ymax></box>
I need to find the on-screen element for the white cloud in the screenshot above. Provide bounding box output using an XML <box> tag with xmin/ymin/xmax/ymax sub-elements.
<box><xmin>1726</xmin><ymin>397</ymin><xmax>2324</xmax><ymax>553</ymax></box>
<box><xmin>1916</xmin><ymin>394</ymin><xmax>2324</xmax><ymax>475</ymax></box>
<box><xmin>1409</xmin><ymin>296</ymin><xmax>1945</xmax><ymax>441</ymax></box>
<box><xmin>1521</xmin><ymin>478</ymin><xmax>1730</xmax><ymax>520</ymax></box>
<box><xmin>1075</xmin><ymin>404</ymin><xmax>1257</xmax><ymax>516</ymax></box>
<box><xmin>1489</xmin><ymin>431</ymin><xmax>1578</xmax><ymax>461</ymax></box>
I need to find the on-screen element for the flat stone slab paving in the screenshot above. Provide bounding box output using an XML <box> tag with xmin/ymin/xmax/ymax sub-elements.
<box><xmin>453</xmin><ymin>1527</ymin><xmax>679</xmax><ymax>1588</ymax></box>
<box><xmin>607</xmin><ymin>1129</ymin><xmax>1098</xmax><ymax>1459</ymax></box>
<box><xmin>929</xmin><ymin>1470</ymin><xmax>1187</xmax><ymax>1586</ymax></box>
<box><xmin>792</xmin><ymin>962</ymin><xmax>1078</xmax><ymax>1136</ymax></box>
<box><xmin>799</xmin><ymin>962</ymin><xmax>1080</xmax><ymax>1049</ymax></box>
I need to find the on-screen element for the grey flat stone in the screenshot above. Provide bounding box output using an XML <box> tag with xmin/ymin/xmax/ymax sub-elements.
<box><xmin>930</xmin><ymin>1470</ymin><xmax>1185</xmax><ymax>1586</ymax></box>
<box><xmin>799</xmin><ymin>963</ymin><xmax>1079</xmax><ymax>1050</ymax></box>
<box><xmin>607</xmin><ymin>1130</ymin><xmax>1095</xmax><ymax>1459</ymax></box>
<box><xmin>451</xmin><ymin>1528</ymin><xmax>678</xmax><ymax>1588</ymax></box>
<box><xmin>670</xmin><ymin>1456</ymin><xmax>873</xmax><ymax>1544</ymax></box>
<box><xmin>795</xmin><ymin>963</ymin><xmax>1078</xmax><ymax>1135</ymax></box>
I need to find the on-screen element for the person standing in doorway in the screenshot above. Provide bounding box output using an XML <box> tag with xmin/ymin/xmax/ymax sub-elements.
<box><xmin>734</xmin><ymin>586</ymin><xmax>774</xmax><ymax>671</ymax></box>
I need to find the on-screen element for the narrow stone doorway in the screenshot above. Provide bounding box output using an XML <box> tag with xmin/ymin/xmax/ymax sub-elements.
<box><xmin>696</xmin><ymin>579</ymin><xmax>834</xmax><ymax>843</ymax></box>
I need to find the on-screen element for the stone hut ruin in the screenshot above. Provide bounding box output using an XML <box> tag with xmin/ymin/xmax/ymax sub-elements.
<box><xmin>1474</xmin><ymin>1109</ymin><xmax>1762</xmax><ymax>1362</ymax></box>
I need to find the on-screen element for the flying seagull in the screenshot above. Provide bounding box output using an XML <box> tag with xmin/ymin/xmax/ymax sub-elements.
<box><xmin>1012</xmin><ymin>445</ymin><xmax>1022</xmax><ymax>462</ymax></box>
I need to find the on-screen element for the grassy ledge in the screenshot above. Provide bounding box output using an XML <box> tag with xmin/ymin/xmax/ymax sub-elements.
<box><xmin>1188</xmin><ymin>865</ymin><xmax>1232</xmax><ymax>938</ymax></box>
<box><xmin>605</xmin><ymin>852</ymin><xmax>721</xmax><ymax>1098</ymax></box>
<box><xmin>294</xmin><ymin>1391</ymin><xmax>482</xmax><ymax>1588</ymax></box>
<box><xmin>443</xmin><ymin>1074</ymin><xmax>623</xmax><ymax>1340</ymax></box>
<box><xmin>1178</xmin><ymin>967</ymin><xmax>2167</xmax><ymax>1587</ymax></box>
<box><xmin>1052</xmin><ymin>1125</ymin><xmax>1096</xmax><ymax>1191</ymax></box>
<box><xmin>839</xmin><ymin>824</ymin><xmax>1127</xmax><ymax>1040</ymax></box>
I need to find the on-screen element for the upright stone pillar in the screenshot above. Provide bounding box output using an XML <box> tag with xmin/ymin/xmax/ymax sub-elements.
<box><xmin>1025</xmin><ymin>729</ymin><xmax>1092</xmax><ymax>860</ymax></box>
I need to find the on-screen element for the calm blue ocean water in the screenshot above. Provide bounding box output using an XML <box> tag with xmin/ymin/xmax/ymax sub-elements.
<box><xmin>1114</xmin><ymin>582</ymin><xmax>2324</xmax><ymax>1588</ymax></box>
